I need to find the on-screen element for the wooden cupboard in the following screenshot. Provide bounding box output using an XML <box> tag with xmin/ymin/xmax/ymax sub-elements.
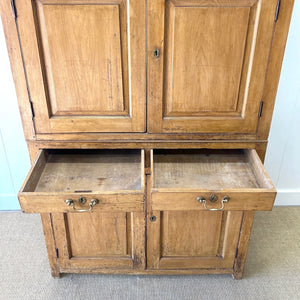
<box><xmin>0</xmin><ymin>0</ymin><xmax>294</xmax><ymax>278</ymax></box>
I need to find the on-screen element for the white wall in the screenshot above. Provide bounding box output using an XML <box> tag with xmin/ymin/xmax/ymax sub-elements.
<box><xmin>0</xmin><ymin>4</ymin><xmax>299</xmax><ymax>209</ymax></box>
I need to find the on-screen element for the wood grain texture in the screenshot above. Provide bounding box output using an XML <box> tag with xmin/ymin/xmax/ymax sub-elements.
<box><xmin>27</xmin><ymin>142</ymin><xmax>40</xmax><ymax>164</ymax></box>
<box><xmin>21</xmin><ymin>150</ymin><xmax>48</xmax><ymax>193</ymax></box>
<box><xmin>148</xmin><ymin>0</ymin><xmax>280</xmax><ymax>134</ymax></box>
<box><xmin>148</xmin><ymin>210</ymin><xmax>243</xmax><ymax>270</ymax></box>
<box><xmin>233</xmin><ymin>211</ymin><xmax>255</xmax><ymax>279</ymax></box>
<box><xmin>257</xmin><ymin>0</ymin><xmax>295</xmax><ymax>139</ymax></box>
<box><xmin>153</xmin><ymin>150</ymin><xmax>261</xmax><ymax>189</ymax></box>
<box><xmin>34</xmin><ymin>151</ymin><xmax>142</xmax><ymax>192</ymax></box>
<box><xmin>37</xmin><ymin>2</ymin><xmax>127</xmax><ymax>116</ymax></box>
<box><xmin>34</xmin><ymin>133</ymin><xmax>260</xmax><ymax>141</ymax></box>
<box><xmin>255</xmin><ymin>141</ymin><xmax>267</xmax><ymax>162</ymax></box>
<box><xmin>1</xmin><ymin>0</ymin><xmax>294</xmax><ymax>278</ymax></box>
<box><xmin>18</xmin><ymin>149</ymin><xmax>145</xmax><ymax>213</ymax></box>
<box><xmin>19</xmin><ymin>191</ymin><xmax>145</xmax><ymax>214</ymax></box>
<box><xmin>40</xmin><ymin>213</ymin><xmax>60</xmax><ymax>277</ymax></box>
<box><xmin>246</xmin><ymin>149</ymin><xmax>274</xmax><ymax>188</ymax></box>
<box><xmin>151</xmin><ymin>191</ymin><xmax>276</xmax><ymax>211</ymax></box>
<box><xmin>151</xmin><ymin>149</ymin><xmax>276</xmax><ymax>211</ymax></box>
<box><xmin>58</xmin><ymin>267</ymin><xmax>233</xmax><ymax>275</ymax></box>
<box><xmin>0</xmin><ymin>0</ymin><xmax>36</xmax><ymax>139</ymax></box>
<box><xmin>14</xmin><ymin>0</ymin><xmax>146</xmax><ymax>133</ymax></box>
<box><xmin>161</xmin><ymin>211</ymin><xmax>223</xmax><ymax>256</ymax></box>
<box><xmin>66</xmin><ymin>212</ymin><xmax>128</xmax><ymax>257</ymax></box>
<box><xmin>164</xmin><ymin>5</ymin><xmax>250</xmax><ymax>116</ymax></box>
<box><xmin>51</xmin><ymin>211</ymin><xmax>145</xmax><ymax>271</ymax></box>
<box><xmin>26</xmin><ymin>140</ymin><xmax>264</xmax><ymax>151</ymax></box>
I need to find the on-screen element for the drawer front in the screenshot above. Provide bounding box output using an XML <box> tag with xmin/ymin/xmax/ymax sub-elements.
<box><xmin>151</xmin><ymin>190</ymin><xmax>276</xmax><ymax>211</ymax></box>
<box><xmin>19</xmin><ymin>193</ymin><xmax>144</xmax><ymax>213</ymax></box>
<box><xmin>18</xmin><ymin>149</ymin><xmax>145</xmax><ymax>213</ymax></box>
<box><xmin>151</xmin><ymin>149</ymin><xmax>276</xmax><ymax>212</ymax></box>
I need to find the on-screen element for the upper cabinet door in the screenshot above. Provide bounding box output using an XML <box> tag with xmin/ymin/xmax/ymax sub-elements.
<box><xmin>16</xmin><ymin>0</ymin><xmax>146</xmax><ymax>133</ymax></box>
<box><xmin>148</xmin><ymin>0</ymin><xmax>279</xmax><ymax>134</ymax></box>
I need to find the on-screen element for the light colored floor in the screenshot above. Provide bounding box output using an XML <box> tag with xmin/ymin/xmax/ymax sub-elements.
<box><xmin>0</xmin><ymin>207</ymin><xmax>300</xmax><ymax>300</ymax></box>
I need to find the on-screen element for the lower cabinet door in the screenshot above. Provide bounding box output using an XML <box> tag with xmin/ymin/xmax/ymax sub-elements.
<box><xmin>52</xmin><ymin>211</ymin><xmax>145</xmax><ymax>271</ymax></box>
<box><xmin>147</xmin><ymin>210</ymin><xmax>243</xmax><ymax>270</ymax></box>
<box><xmin>147</xmin><ymin>148</ymin><xmax>276</xmax><ymax>270</ymax></box>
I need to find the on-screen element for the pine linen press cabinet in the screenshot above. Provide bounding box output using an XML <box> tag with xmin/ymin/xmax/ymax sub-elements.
<box><xmin>0</xmin><ymin>0</ymin><xmax>294</xmax><ymax>279</ymax></box>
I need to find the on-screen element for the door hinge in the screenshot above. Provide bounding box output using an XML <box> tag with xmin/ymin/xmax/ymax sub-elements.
<box><xmin>258</xmin><ymin>101</ymin><xmax>264</xmax><ymax>118</ymax></box>
<box><xmin>11</xmin><ymin>0</ymin><xmax>17</xmax><ymax>19</ymax></box>
<box><xmin>29</xmin><ymin>101</ymin><xmax>35</xmax><ymax>118</ymax></box>
<box><xmin>55</xmin><ymin>248</ymin><xmax>59</xmax><ymax>258</ymax></box>
<box><xmin>275</xmin><ymin>0</ymin><xmax>281</xmax><ymax>22</ymax></box>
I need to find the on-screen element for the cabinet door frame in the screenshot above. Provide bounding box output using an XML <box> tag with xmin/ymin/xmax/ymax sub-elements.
<box><xmin>147</xmin><ymin>209</ymin><xmax>243</xmax><ymax>270</ymax></box>
<box><xmin>52</xmin><ymin>212</ymin><xmax>145</xmax><ymax>271</ymax></box>
<box><xmin>147</xmin><ymin>0</ymin><xmax>279</xmax><ymax>134</ymax></box>
<box><xmin>14</xmin><ymin>0</ymin><xmax>146</xmax><ymax>134</ymax></box>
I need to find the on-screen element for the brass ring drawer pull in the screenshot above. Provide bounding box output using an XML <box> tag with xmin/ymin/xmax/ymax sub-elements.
<box><xmin>197</xmin><ymin>196</ymin><xmax>229</xmax><ymax>211</ymax></box>
<box><xmin>65</xmin><ymin>198</ymin><xmax>99</xmax><ymax>212</ymax></box>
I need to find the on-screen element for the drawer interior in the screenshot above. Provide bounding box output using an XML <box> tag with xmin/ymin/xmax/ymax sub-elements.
<box><xmin>23</xmin><ymin>149</ymin><xmax>144</xmax><ymax>193</ymax></box>
<box><xmin>152</xmin><ymin>149</ymin><xmax>273</xmax><ymax>190</ymax></box>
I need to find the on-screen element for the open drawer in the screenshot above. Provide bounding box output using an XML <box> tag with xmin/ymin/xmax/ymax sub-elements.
<box><xmin>150</xmin><ymin>149</ymin><xmax>276</xmax><ymax>211</ymax></box>
<box><xmin>19</xmin><ymin>149</ymin><xmax>145</xmax><ymax>213</ymax></box>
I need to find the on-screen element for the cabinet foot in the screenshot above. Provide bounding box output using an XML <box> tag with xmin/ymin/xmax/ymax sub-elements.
<box><xmin>51</xmin><ymin>267</ymin><xmax>61</xmax><ymax>278</ymax></box>
<box><xmin>41</xmin><ymin>214</ymin><xmax>61</xmax><ymax>278</ymax></box>
<box><xmin>232</xmin><ymin>271</ymin><xmax>243</xmax><ymax>280</ymax></box>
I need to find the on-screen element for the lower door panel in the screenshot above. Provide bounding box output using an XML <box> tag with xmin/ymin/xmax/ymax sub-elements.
<box><xmin>147</xmin><ymin>210</ymin><xmax>243</xmax><ymax>270</ymax></box>
<box><xmin>52</xmin><ymin>211</ymin><xmax>145</xmax><ymax>271</ymax></box>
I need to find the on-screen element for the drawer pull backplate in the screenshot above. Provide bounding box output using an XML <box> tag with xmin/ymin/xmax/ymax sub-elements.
<box><xmin>197</xmin><ymin>196</ymin><xmax>230</xmax><ymax>211</ymax></box>
<box><xmin>65</xmin><ymin>198</ymin><xmax>99</xmax><ymax>212</ymax></box>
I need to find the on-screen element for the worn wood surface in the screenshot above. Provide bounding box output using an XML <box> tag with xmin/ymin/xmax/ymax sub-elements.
<box><xmin>1</xmin><ymin>0</ymin><xmax>294</xmax><ymax>278</ymax></box>
<box><xmin>26</xmin><ymin>140</ymin><xmax>266</xmax><ymax>151</ymax></box>
<box><xmin>40</xmin><ymin>213</ymin><xmax>60</xmax><ymax>277</ymax></box>
<box><xmin>148</xmin><ymin>0</ymin><xmax>279</xmax><ymax>134</ymax></box>
<box><xmin>35</xmin><ymin>150</ymin><xmax>143</xmax><ymax>192</ymax></box>
<box><xmin>51</xmin><ymin>211</ymin><xmax>145</xmax><ymax>271</ymax></box>
<box><xmin>66</xmin><ymin>212</ymin><xmax>129</xmax><ymax>257</ymax></box>
<box><xmin>233</xmin><ymin>211</ymin><xmax>255</xmax><ymax>279</ymax></box>
<box><xmin>18</xmin><ymin>149</ymin><xmax>145</xmax><ymax>213</ymax></box>
<box><xmin>0</xmin><ymin>0</ymin><xmax>36</xmax><ymax>140</ymax></box>
<box><xmin>34</xmin><ymin>133</ymin><xmax>260</xmax><ymax>141</ymax></box>
<box><xmin>153</xmin><ymin>150</ymin><xmax>261</xmax><ymax>189</ymax></box>
<box><xmin>19</xmin><ymin>192</ymin><xmax>145</xmax><ymax>213</ymax></box>
<box><xmin>257</xmin><ymin>0</ymin><xmax>295</xmax><ymax>139</ymax></box>
<box><xmin>19</xmin><ymin>149</ymin><xmax>145</xmax><ymax>192</ymax></box>
<box><xmin>148</xmin><ymin>210</ymin><xmax>243</xmax><ymax>270</ymax></box>
<box><xmin>151</xmin><ymin>191</ymin><xmax>276</xmax><ymax>211</ymax></box>
<box><xmin>150</xmin><ymin>149</ymin><xmax>276</xmax><ymax>211</ymax></box>
<box><xmin>163</xmin><ymin>4</ymin><xmax>250</xmax><ymax>116</ymax></box>
<box><xmin>14</xmin><ymin>0</ymin><xmax>146</xmax><ymax>133</ymax></box>
<box><xmin>37</xmin><ymin>1</ymin><xmax>127</xmax><ymax>116</ymax></box>
<box><xmin>58</xmin><ymin>268</ymin><xmax>234</xmax><ymax>275</ymax></box>
<box><xmin>1</xmin><ymin>0</ymin><xmax>294</xmax><ymax>139</ymax></box>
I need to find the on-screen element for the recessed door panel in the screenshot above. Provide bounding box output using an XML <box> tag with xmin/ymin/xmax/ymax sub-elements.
<box><xmin>16</xmin><ymin>0</ymin><xmax>146</xmax><ymax>133</ymax></box>
<box><xmin>39</xmin><ymin>4</ymin><xmax>127</xmax><ymax>116</ymax></box>
<box><xmin>67</xmin><ymin>212</ymin><xmax>129</xmax><ymax>257</ymax></box>
<box><xmin>164</xmin><ymin>6</ymin><xmax>249</xmax><ymax>116</ymax></box>
<box><xmin>148</xmin><ymin>0</ymin><xmax>279</xmax><ymax>134</ymax></box>
<box><xmin>161</xmin><ymin>211</ymin><xmax>223</xmax><ymax>257</ymax></box>
<box><xmin>52</xmin><ymin>211</ymin><xmax>145</xmax><ymax>270</ymax></box>
<box><xmin>147</xmin><ymin>210</ymin><xmax>243</xmax><ymax>269</ymax></box>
